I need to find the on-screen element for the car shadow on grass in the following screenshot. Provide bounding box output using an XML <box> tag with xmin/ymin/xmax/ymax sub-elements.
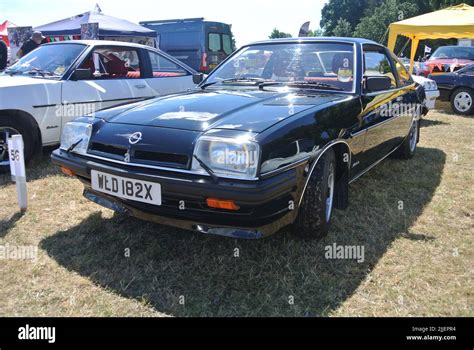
<box><xmin>420</xmin><ymin>118</ymin><xmax>449</xmax><ymax>128</ymax></box>
<box><xmin>40</xmin><ymin>147</ymin><xmax>446</xmax><ymax>317</ymax></box>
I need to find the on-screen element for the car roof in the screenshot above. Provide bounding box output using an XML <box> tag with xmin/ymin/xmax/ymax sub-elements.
<box><xmin>246</xmin><ymin>37</ymin><xmax>380</xmax><ymax>46</ymax></box>
<box><xmin>43</xmin><ymin>40</ymin><xmax>151</xmax><ymax>49</ymax></box>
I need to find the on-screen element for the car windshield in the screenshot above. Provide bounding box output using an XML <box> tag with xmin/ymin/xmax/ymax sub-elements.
<box><xmin>204</xmin><ymin>42</ymin><xmax>356</xmax><ymax>92</ymax></box>
<box><xmin>4</xmin><ymin>44</ymin><xmax>86</xmax><ymax>78</ymax></box>
<box><xmin>430</xmin><ymin>46</ymin><xmax>474</xmax><ymax>60</ymax></box>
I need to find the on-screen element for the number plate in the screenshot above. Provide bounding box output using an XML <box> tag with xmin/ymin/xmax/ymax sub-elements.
<box><xmin>91</xmin><ymin>170</ymin><xmax>161</xmax><ymax>205</ymax></box>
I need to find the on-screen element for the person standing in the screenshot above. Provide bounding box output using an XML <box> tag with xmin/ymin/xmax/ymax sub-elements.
<box><xmin>0</xmin><ymin>39</ymin><xmax>7</xmax><ymax>70</ymax></box>
<box><xmin>17</xmin><ymin>31</ymin><xmax>44</xmax><ymax>58</ymax></box>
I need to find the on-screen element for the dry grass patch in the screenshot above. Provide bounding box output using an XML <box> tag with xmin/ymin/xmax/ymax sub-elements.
<box><xmin>0</xmin><ymin>103</ymin><xmax>472</xmax><ymax>317</ymax></box>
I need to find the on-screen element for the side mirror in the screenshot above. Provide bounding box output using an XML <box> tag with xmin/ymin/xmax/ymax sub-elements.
<box><xmin>71</xmin><ymin>68</ymin><xmax>93</xmax><ymax>81</ymax></box>
<box><xmin>365</xmin><ymin>76</ymin><xmax>392</xmax><ymax>93</ymax></box>
<box><xmin>193</xmin><ymin>73</ymin><xmax>204</xmax><ymax>84</ymax></box>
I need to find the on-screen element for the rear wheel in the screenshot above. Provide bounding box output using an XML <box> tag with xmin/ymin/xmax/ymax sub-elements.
<box><xmin>292</xmin><ymin>148</ymin><xmax>335</xmax><ymax>239</ymax></box>
<box><xmin>450</xmin><ymin>88</ymin><xmax>474</xmax><ymax>115</ymax></box>
<box><xmin>0</xmin><ymin>116</ymin><xmax>36</xmax><ymax>173</ymax></box>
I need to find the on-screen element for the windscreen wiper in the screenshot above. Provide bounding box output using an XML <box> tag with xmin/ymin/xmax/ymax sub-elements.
<box><xmin>27</xmin><ymin>68</ymin><xmax>55</xmax><ymax>77</ymax></box>
<box><xmin>201</xmin><ymin>77</ymin><xmax>266</xmax><ymax>89</ymax></box>
<box><xmin>193</xmin><ymin>155</ymin><xmax>219</xmax><ymax>183</ymax></box>
<box><xmin>258</xmin><ymin>81</ymin><xmax>344</xmax><ymax>91</ymax></box>
<box><xmin>66</xmin><ymin>139</ymin><xmax>83</xmax><ymax>153</ymax></box>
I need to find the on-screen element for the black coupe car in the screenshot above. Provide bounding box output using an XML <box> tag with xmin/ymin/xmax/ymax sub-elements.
<box><xmin>52</xmin><ymin>38</ymin><xmax>427</xmax><ymax>239</ymax></box>
<box><xmin>429</xmin><ymin>64</ymin><xmax>474</xmax><ymax>115</ymax></box>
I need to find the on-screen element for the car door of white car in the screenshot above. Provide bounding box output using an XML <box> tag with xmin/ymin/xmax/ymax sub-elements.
<box><xmin>144</xmin><ymin>49</ymin><xmax>195</xmax><ymax>96</ymax></box>
<box><xmin>61</xmin><ymin>45</ymin><xmax>155</xmax><ymax>127</ymax></box>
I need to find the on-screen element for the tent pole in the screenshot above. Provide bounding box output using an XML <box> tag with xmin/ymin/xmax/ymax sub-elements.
<box><xmin>409</xmin><ymin>37</ymin><xmax>419</xmax><ymax>74</ymax></box>
<box><xmin>379</xmin><ymin>27</ymin><xmax>389</xmax><ymax>45</ymax></box>
<box><xmin>397</xmin><ymin>38</ymin><xmax>410</xmax><ymax>57</ymax></box>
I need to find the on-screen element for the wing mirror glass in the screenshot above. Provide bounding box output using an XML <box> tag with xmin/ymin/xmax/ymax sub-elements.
<box><xmin>71</xmin><ymin>68</ymin><xmax>93</xmax><ymax>81</ymax></box>
<box><xmin>365</xmin><ymin>76</ymin><xmax>392</xmax><ymax>93</ymax></box>
<box><xmin>193</xmin><ymin>73</ymin><xmax>204</xmax><ymax>84</ymax></box>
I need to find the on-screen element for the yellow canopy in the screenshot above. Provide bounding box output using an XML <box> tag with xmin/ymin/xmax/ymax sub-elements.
<box><xmin>387</xmin><ymin>3</ymin><xmax>474</xmax><ymax>73</ymax></box>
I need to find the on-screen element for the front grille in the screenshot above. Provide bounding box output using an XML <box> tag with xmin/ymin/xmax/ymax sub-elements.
<box><xmin>88</xmin><ymin>142</ymin><xmax>189</xmax><ymax>168</ymax></box>
<box><xmin>134</xmin><ymin>150</ymin><xmax>188</xmax><ymax>166</ymax></box>
<box><xmin>90</xmin><ymin>142</ymin><xmax>127</xmax><ymax>158</ymax></box>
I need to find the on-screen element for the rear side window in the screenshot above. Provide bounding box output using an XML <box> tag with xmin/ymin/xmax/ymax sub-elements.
<box><xmin>209</xmin><ymin>33</ymin><xmax>221</xmax><ymax>52</ymax></box>
<box><xmin>363</xmin><ymin>49</ymin><xmax>397</xmax><ymax>89</ymax></box>
<box><xmin>390</xmin><ymin>53</ymin><xmax>413</xmax><ymax>87</ymax></box>
<box><xmin>148</xmin><ymin>51</ymin><xmax>188</xmax><ymax>78</ymax></box>
<box><xmin>78</xmin><ymin>46</ymin><xmax>142</xmax><ymax>80</ymax></box>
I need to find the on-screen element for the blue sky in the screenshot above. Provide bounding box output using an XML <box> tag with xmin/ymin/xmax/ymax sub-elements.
<box><xmin>1</xmin><ymin>0</ymin><xmax>326</xmax><ymax>47</ymax></box>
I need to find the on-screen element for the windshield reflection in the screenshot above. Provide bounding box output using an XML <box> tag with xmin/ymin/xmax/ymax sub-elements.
<box><xmin>4</xmin><ymin>44</ymin><xmax>86</xmax><ymax>78</ymax></box>
<box><xmin>205</xmin><ymin>42</ymin><xmax>356</xmax><ymax>92</ymax></box>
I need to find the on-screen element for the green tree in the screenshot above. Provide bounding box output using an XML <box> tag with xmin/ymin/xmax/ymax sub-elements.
<box><xmin>268</xmin><ymin>28</ymin><xmax>292</xmax><ymax>39</ymax></box>
<box><xmin>320</xmin><ymin>0</ymin><xmax>384</xmax><ymax>35</ymax></box>
<box><xmin>308</xmin><ymin>28</ymin><xmax>324</xmax><ymax>37</ymax></box>
<box><xmin>332</xmin><ymin>18</ymin><xmax>353</xmax><ymax>37</ymax></box>
<box><xmin>320</xmin><ymin>0</ymin><xmax>474</xmax><ymax>37</ymax></box>
<box><xmin>354</xmin><ymin>0</ymin><xmax>419</xmax><ymax>47</ymax></box>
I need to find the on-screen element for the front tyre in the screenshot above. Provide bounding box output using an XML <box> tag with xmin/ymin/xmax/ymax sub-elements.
<box><xmin>395</xmin><ymin>119</ymin><xmax>418</xmax><ymax>159</ymax></box>
<box><xmin>0</xmin><ymin>116</ymin><xmax>36</xmax><ymax>173</ymax></box>
<box><xmin>450</xmin><ymin>87</ymin><xmax>474</xmax><ymax>115</ymax></box>
<box><xmin>292</xmin><ymin>148</ymin><xmax>335</xmax><ymax>239</ymax></box>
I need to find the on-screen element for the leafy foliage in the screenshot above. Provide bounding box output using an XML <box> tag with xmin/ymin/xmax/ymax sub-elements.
<box><xmin>354</xmin><ymin>0</ymin><xmax>419</xmax><ymax>47</ymax></box>
<box><xmin>321</xmin><ymin>0</ymin><xmax>384</xmax><ymax>36</ymax></box>
<box><xmin>321</xmin><ymin>0</ymin><xmax>474</xmax><ymax>37</ymax></box>
<box><xmin>332</xmin><ymin>18</ymin><xmax>354</xmax><ymax>37</ymax></box>
<box><xmin>320</xmin><ymin>0</ymin><xmax>474</xmax><ymax>57</ymax></box>
<box><xmin>268</xmin><ymin>28</ymin><xmax>292</xmax><ymax>39</ymax></box>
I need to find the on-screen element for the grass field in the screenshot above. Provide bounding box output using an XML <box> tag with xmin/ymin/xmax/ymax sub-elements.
<box><xmin>0</xmin><ymin>102</ymin><xmax>472</xmax><ymax>317</ymax></box>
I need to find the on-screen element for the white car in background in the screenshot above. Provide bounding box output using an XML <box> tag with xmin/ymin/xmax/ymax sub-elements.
<box><xmin>0</xmin><ymin>40</ymin><xmax>201</xmax><ymax>171</ymax></box>
<box><xmin>399</xmin><ymin>57</ymin><xmax>439</xmax><ymax>110</ymax></box>
<box><xmin>412</xmin><ymin>75</ymin><xmax>440</xmax><ymax>110</ymax></box>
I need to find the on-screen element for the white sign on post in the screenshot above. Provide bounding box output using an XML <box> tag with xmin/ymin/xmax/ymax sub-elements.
<box><xmin>7</xmin><ymin>134</ymin><xmax>28</xmax><ymax>211</ymax></box>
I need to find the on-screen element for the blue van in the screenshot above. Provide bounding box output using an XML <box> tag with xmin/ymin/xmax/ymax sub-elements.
<box><xmin>140</xmin><ymin>18</ymin><xmax>234</xmax><ymax>73</ymax></box>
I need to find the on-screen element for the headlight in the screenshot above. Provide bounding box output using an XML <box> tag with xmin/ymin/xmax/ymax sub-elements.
<box><xmin>192</xmin><ymin>135</ymin><xmax>260</xmax><ymax>180</ymax></box>
<box><xmin>60</xmin><ymin>122</ymin><xmax>93</xmax><ymax>155</ymax></box>
<box><xmin>424</xmin><ymin>81</ymin><xmax>437</xmax><ymax>91</ymax></box>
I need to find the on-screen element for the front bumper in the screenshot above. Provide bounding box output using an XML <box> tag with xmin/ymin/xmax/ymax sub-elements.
<box><xmin>51</xmin><ymin>149</ymin><xmax>305</xmax><ymax>239</ymax></box>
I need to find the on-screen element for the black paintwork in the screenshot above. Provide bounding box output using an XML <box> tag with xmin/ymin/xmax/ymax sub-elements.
<box><xmin>428</xmin><ymin>64</ymin><xmax>474</xmax><ymax>101</ymax></box>
<box><xmin>52</xmin><ymin>38</ymin><xmax>427</xmax><ymax>238</ymax></box>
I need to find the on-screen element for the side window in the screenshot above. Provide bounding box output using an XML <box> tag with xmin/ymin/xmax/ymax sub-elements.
<box><xmin>209</xmin><ymin>33</ymin><xmax>221</xmax><ymax>52</ymax></box>
<box><xmin>148</xmin><ymin>51</ymin><xmax>188</xmax><ymax>78</ymax></box>
<box><xmin>363</xmin><ymin>49</ymin><xmax>397</xmax><ymax>89</ymax></box>
<box><xmin>390</xmin><ymin>53</ymin><xmax>413</xmax><ymax>87</ymax></box>
<box><xmin>78</xmin><ymin>47</ymin><xmax>142</xmax><ymax>80</ymax></box>
<box><xmin>222</xmin><ymin>34</ymin><xmax>233</xmax><ymax>55</ymax></box>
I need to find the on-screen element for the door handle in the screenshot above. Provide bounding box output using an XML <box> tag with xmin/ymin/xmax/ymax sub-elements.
<box><xmin>134</xmin><ymin>84</ymin><xmax>147</xmax><ymax>89</ymax></box>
